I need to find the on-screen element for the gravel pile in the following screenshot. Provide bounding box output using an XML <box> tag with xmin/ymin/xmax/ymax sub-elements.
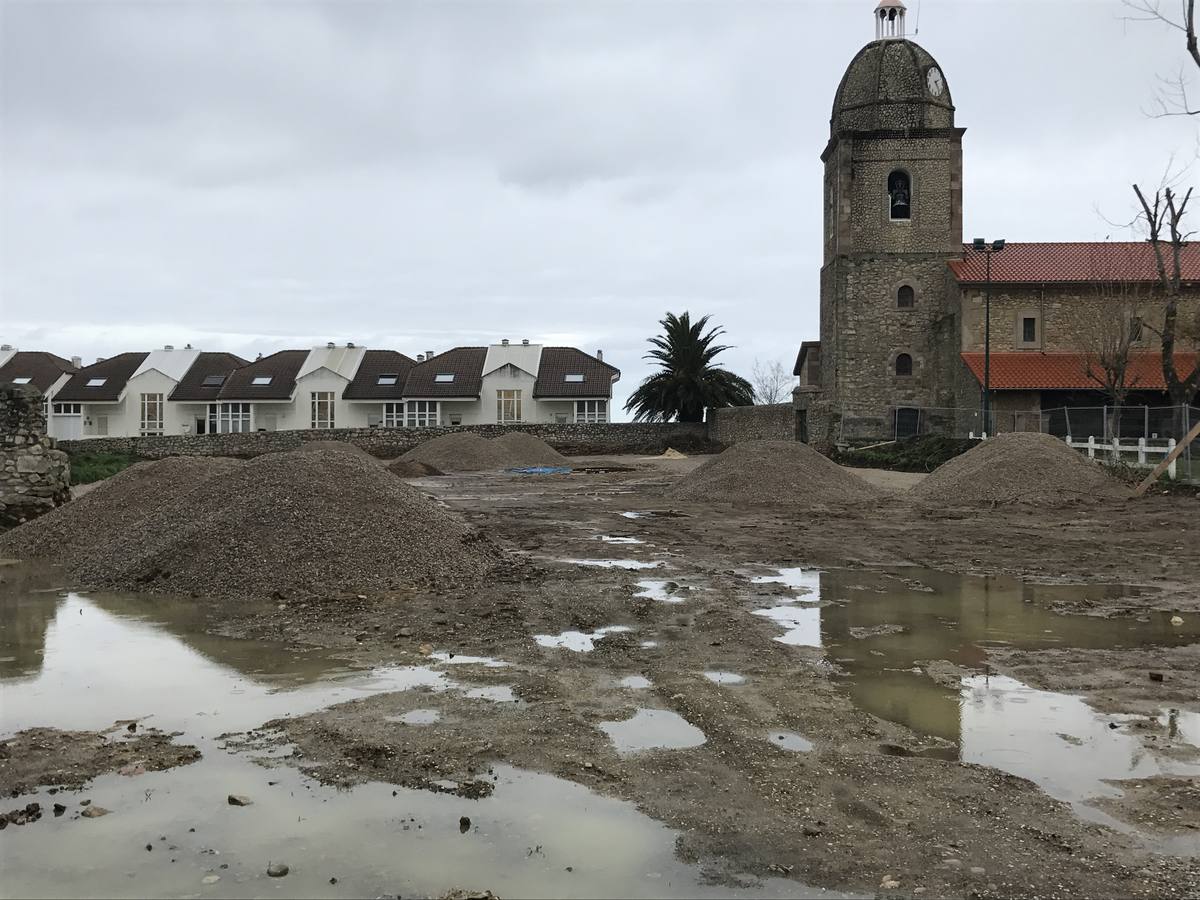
<box><xmin>400</xmin><ymin>433</ymin><xmax>509</xmax><ymax>472</ymax></box>
<box><xmin>0</xmin><ymin>446</ymin><xmax>500</xmax><ymax>599</ymax></box>
<box><xmin>387</xmin><ymin>459</ymin><xmax>446</xmax><ymax>478</ymax></box>
<box><xmin>668</xmin><ymin>440</ymin><xmax>881</xmax><ymax>506</ymax></box>
<box><xmin>491</xmin><ymin>432</ymin><xmax>569</xmax><ymax>467</ymax></box>
<box><xmin>908</xmin><ymin>431</ymin><xmax>1130</xmax><ymax>507</ymax></box>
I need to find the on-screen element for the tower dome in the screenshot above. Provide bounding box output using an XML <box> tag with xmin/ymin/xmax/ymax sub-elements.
<box><xmin>831</xmin><ymin>10</ymin><xmax>954</xmax><ymax>136</ymax></box>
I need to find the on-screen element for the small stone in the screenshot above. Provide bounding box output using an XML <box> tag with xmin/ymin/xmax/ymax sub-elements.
<box><xmin>329</xmin><ymin>877</ymin><xmax>338</xmax><ymax>885</ymax></box>
<box><xmin>459</xmin><ymin>815</ymin><xmax>471</xmax><ymax>833</ymax></box>
<box><xmin>81</xmin><ymin>806</ymin><xmax>110</xmax><ymax>818</ymax></box>
<box><xmin>267</xmin><ymin>862</ymin><xmax>289</xmax><ymax>877</ymax></box>
<box><xmin>398</xmin><ymin>627</ymin><xmax>413</xmax><ymax>638</ymax></box>
<box><xmin>970</xmin><ymin>866</ymin><xmax>986</xmax><ymax>876</ymax></box>
<box><xmin>1170</xmin><ymin>616</ymin><xmax>1184</xmax><ymax>626</ymax></box>
<box><xmin>202</xmin><ymin>875</ymin><xmax>221</xmax><ymax>884</ymax></box>
<box><xmin>880</xmin><ymin>877</ymin><xmax>900</xmax><ymax>890</ymax></box>
<box><xmin>1149</xmin><ymin>672</ymin><xmax>1165</xmax><ymax>682</ymax></box>
<box><xmin>802</xmin><ymin>824</ymin><xmax>823</xmax><ymax>837</ymax></box>
<box><xmin>227</xmin><ymin>795</ymin><xmax>253</xmax><ymax>806</ymax></box>
<box><xmin>146</xmin><ymin>843</ymin><xmax>153</xmax><ymax>852</ymax></box>
<box><xmin>52</xmin><ymin>803</ymin><xmax>67</xmax><ymax>817</ymax></box>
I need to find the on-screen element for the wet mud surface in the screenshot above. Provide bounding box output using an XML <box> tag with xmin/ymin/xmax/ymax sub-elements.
<box><xmin>2</xmin><ymin>454</ymin><xmax>1199</xmax><ymax>898</ymax></box>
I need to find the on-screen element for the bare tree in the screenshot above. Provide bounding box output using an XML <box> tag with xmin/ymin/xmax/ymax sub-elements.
<box><xmin>750</xmin><ymin>358</ymin><xmax>792</xmax><ymax>405</ymax></box>
<box><xmin>1082</xmin><ymin>279</ymin><xmax>1145</xmax><ymax>440</ymax></box>
<box><xmin>1123</xmin><ymin>0</ymin><xmax>1200</xmax><ymax>115</ymax></box>
<box><xmin>1132</xmin><ymin>183</ymin><xmax>1200</xmax><ymax>408</ymax></box>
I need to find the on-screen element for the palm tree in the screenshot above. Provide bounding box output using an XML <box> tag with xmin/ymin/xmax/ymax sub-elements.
<box><xmin>624</xmin><ymin>312</ymin><xmax>754</xmax><ymax>422</ymax></box>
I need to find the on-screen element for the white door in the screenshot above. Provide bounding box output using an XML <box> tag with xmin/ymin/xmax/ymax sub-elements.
<box><xmin>54</xmin><ymin>414</ymin><xmax>82</xmax><ymax>439</ymax></box>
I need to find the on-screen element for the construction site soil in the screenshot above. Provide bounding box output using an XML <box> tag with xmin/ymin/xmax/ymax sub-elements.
<box><xmin>3</xmin><ymin>447</ymin><xmax>1199</xmax><ymax>898</ymax></box>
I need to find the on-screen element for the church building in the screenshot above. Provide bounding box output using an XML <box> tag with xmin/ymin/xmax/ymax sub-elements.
<box><xmin>794</xmin><ymin>0</ymin><xmax>1200</xmax><ymax>447</ymax></box>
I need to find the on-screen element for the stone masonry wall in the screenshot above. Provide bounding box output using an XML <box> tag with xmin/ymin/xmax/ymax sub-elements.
<box><xmin>708</xmin><ymin>405</ymin><xmax>796</xmax><ymax>445</ymax></box>
<box><xmin>59</xmin><ymin>421</ymin><xmax>715</xmax><ymax>461</ymax></box>
<box><xmin>1</xmin><ymin>387</ymin><xmax>71</xmax><ymax>529</ymax></box>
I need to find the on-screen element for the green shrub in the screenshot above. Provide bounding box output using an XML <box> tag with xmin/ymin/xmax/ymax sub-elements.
<box><xmin>68</xmin><ymin>451</ymin><xmax>139</xmax><ymax>486</ymax></box>
<box><xmin>834</xmin><ymin>435</ymin><xmax>980</xmax><ymax>473</ymax></box>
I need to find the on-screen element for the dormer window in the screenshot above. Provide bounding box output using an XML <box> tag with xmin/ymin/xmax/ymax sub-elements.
<box><xmin>434</xmin><ymin>374</ymin><xmax>455</xmax><ymax>384</ymax></box>
<box><xmin>376</xmin><ymin>374</ymin><xmax>399</xmax><ymax>385</ymax></box>
<box><xmin>564</xmin><ymin>374</ymin><xmax>585</xmax><ymax>383</ymax></box>
<box><xmin>12</xmin><ymin>377</ymin><xmax>31</xmax><ymax>385</ymax></box>
<box><xmin>202</xmin><ymin>374</ymin><xmax>226</xmax><ymax>387</ymax></box>
<box><xmin>86</xmin><ymin>378</ymin><xmax>107</xmax><ymax>387</ymax></box>
<box><xmin>251</xmin><ymin>376</ymin><xmax>272</xmax><ymax>386</ymax></box>
<box><xmin>888</xmin><ymin>170</ymin><xmax>911</xmax><ymax>221</ymax></box>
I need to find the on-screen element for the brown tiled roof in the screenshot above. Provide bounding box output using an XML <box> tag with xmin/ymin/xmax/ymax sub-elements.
<box><xmin>342</xmin><ymin>350</ymin><xmax>417</xmax><ymax>400</ymax></box>
<box><xmin>216</xmin><ymin>350</ymin><xmax>308</xmax><ymax>400</ymax></box>
<box><xmin>949</xmin><ymin>241</ymin><xmax>1200</xmax><ymax>285</ymax></box>
<box><xmin>533</xmin><ymin>347</ymin><xmax>620</xmax><ymax>398</ymax></box>
<box><xmin>54</xmin><ymin>352</ymin><xmax>149</xmax><ymax>402</ymax></box>
<box><xmin>0</xmin><ymin>351</ymin><xmax>78</xmax><ymax>394</ymax></box>
<box><xmin>961</xmin><ymin>351</ymin><xmax>1199</xmax><ymax>391</ymax></box>
<box><xmin>402</xmin><ymin>347</ymin><xmax>486</xmax><ymax>398</ymax></box>
<box><xmin>169</xmin><ymin>352</ymin><xmax>250</xmax><ymax>402</ymax></box>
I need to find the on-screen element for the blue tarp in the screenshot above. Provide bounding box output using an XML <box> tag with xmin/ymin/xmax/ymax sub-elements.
<box><xmin>506</xmin><ymin>466</ymin><xmax>573</xmax><ymax>475</ymax></box>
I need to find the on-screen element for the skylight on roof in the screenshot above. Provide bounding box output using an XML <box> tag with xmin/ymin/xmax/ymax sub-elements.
<box><xmin>564</xmin><ymin>373</ymin><xmax>585</xmax><ymax>383</ymax></box>
<box><xmin>434</xmin><ymin>374</ymin><xmax>455</xmax><ymax>383</ymax></box>
<box><xmin>377</xmin><ymin>374</ymin><xmax>399</xmax><ymax>385</ymax></box>
<box><xmin>251</xmin><ymin>376</ymin><xmax>273</xmax><ymax>386</ymax></box>
<box><xmin>202</xmin><ymin>374</ymin><xmax>226</xmax><ymax>387</ymax></box>
<box><xmin>86</xmin><ymin>378</ymin><xmax>107</xmax><ymax>387</ymax></box>
<box><xmin>12</xmin><ymin>377</ymin><xmax>31</xmax><ymax>385</ymax></box>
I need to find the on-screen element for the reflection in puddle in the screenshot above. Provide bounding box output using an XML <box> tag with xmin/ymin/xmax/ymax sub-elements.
<box><xmin>599</xmin><ymin>709</ymin><xmax>707</xmax><ymax>754</ymax></box>
<box><xmin>599</xmin><ymin>535</ymin><xmax>646</xmax><ymax>545</ymax></box>
<box><xmin>640</xmin><ymin>641</ymin><xmax>660</xmax><ymax>649</ymax></box>
<box><xmin>564</xmin><ymin>558</ymin><xmax>663</xmax><ymax>571</ymax></box>
<box><xmin>619</xmin><ymin>511</ymin><xmax>688</xmax><ymax>520</ymax></box>
<box><xmin>0</xmin><ymin>589</ymin><xmax>838</xmax><ymax>900</ymax></box>
<box><xmin>703</xmin><ymin>671</ymin><xmax>746</xmax><ymax>685</ymax></box>
<box><xmin>392</xmin><ymin>708</ymin><xmax>441</xmax><ymax>726</ymax></box>
<box><xmin>428</xmin><ymin>651</ymin><xmax>509</xmax><ymax>668</ymax></box>
<box><xmin>768</xmin><ymin>731</ymin><xmax>814</xmax><ymax>753</ymax></box>
<box><xmin>534</xmin><ymin>626</ymin><xmax>633</xmax><ymax>652</ymax></box>
<box><xmin>619</xmin><ymin>675</ymin><xmax>653</xmax><ymax>690</ymax></box>
<box><xmin>752</xmin><ymin>604</ymin><xmax>822</xmax><ymax>647</ymax></box>
<box><xmin>751</xmin><ymin>567</ymin><xmax>821</xmax><ymax>599</ymax></box>
<box><xmin>635</xmin><ymin>580</ymin><xmax>688</xmax><ymax>604</ymax></box>
<box><xmin>464</xmin><ymin>685</ymin><xmax>519</xmax><ymax>704</ymax></box>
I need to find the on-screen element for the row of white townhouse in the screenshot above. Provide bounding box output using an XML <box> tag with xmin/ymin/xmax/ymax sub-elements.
<box><xmin>0</xmin><ymin>340</ymin><xmax>620</xmax><ymax>440</ymax></box>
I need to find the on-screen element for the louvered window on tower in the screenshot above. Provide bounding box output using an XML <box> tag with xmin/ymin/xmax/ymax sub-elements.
<box><xmin>888</xmin><ymin>171</ymin><xmax>911</xmax><ymax>220</ymax></box>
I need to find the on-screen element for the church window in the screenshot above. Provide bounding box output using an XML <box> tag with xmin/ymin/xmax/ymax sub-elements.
<box><xmin>1022</xmin><ymin>317</ymin><xmax>1037</xmax><ymax>343</ymax></box>
<box><xmin>895</xmin><ymin>353</ymin><xmax>913</xmax><ymax>377</ymax></box>
<box><xmin>897</xmin><ymin>285</ymin><xmax>915</xmax><ymax>308</ymax></box>
<box><xmin>888</xmin><ymin>170</ymin><xmax>911</xmax><ymax>221</ymax></box>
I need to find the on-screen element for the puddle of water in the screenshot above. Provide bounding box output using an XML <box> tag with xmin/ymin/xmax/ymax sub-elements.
<box><xmin>619</xmin><ymin>675</ymin><xmax>653</xmax><ymax>690</ymax></box>
<box><xmin>563</xmin><ymin>559</ymin><xmax>663</xmax><ymax>571</ymax></box>
<box><xmin>599</xmin><ymin>709</ymin><xmax>707</xmax><ymax>754</ymax></box>
<box><xmin>634</xmin><ymin>580</ymin><xmax>688</xmax><ymax>604</ymax></box>
<box><xmin>0</xmin><ymin>587</ymin><xmax>848</xmax><ymax>900</ymax></box>
<box><xmin>768</xmin><ymin>732</ymin><xmax>814</xmax><ymax>753</ymax></box>
<box><xmin>464</xmin><ymin>685</ymin><xmax>519</xmax><ymax>704</ymax></box>
<box><xmin>391</xmin><ymin>708</ymin><xmax>442</xmax><ymax>726</ymax></box>
<box><xmin>619</xmin><ymin>511</ymin><xmax>688</xmax><ymax>520</ymax></box>
<box><xmin>703</xmin><ymin>671</ymin><xmax>746</xmax><ymax>685</ymax></box>
<box><xmin>750</xmin><ymin>567</ymin><xmax>820</xmax><ymax>600</ymax></box>
<box><xmin>599</xmin><ymin>535</ymin><xmax>646</xmax><ymax>545</ymax></box>
<box><xmin>428</xmin><ymin>651</ymin><xmax>509</xmax><ymax>668</ymax></box>
<box><xmin>534</xmin><ymin>626</ymin><xmax>633</xmax><ymax>652</ymax></box>
<box><xmin>763</xmin><ymin>567</ymin><xmax>1200</xmax><ymax>808</ymax></box>
<box><xmin>640</xmin><ymin>641</ymin><xmax>660</xmax><ymax>649</ymax></box>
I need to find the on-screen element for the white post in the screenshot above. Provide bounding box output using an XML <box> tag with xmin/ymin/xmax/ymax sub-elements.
<box><xmin>1065</xmin><ymin>434</ymin><xmax>1072</xmax><ymax>446</ymax></box>
<box><xmin>1087</xmin><ymin>435</ymin><xmax>1096</xmax><ymax>459</ymax></box>
<box><xmin>1111</xmin><ymin>436</ymin><xmax>1120</xmax><ymax>462</ymax></box>
<box><xmin>1168</xmin><ymin>438</ymin><xmax>1177</xmax><ymax>479</ymax></box>
<box><xmin>1137</xmin><ymin>437</ymin><xmax>1147</xmax><ymax>466</ymax></box>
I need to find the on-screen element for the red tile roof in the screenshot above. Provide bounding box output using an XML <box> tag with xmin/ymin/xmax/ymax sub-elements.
<box><xmin>948</xmin><ymin>242</ymin><xmax>1200</xmax><ymax>284</ymax></box>
<box><xmin>961</xmin><ymin>351</ymin><xmax>1199</xmax><ymax>391</ymax></box>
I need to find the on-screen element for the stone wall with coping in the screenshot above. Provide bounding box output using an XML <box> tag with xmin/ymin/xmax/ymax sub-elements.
<box><xmin>58</xmin><ymin>421</ymin><xmax>715</xmax><ymax>461</ymax></box>
<box><xmin>1</xmin><ymin>387</ymin><xmax>71</xmax><ymax>528</ymax></box>
<box><xmin>708</xmin><ymin>404</ymin><xmax>796</xmax><ymax>445</ymax></box>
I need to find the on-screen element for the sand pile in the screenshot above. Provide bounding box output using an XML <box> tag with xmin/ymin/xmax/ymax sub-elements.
<box><xmin>668</xmin><ymin>440</ymin><xmax>881</xmax><ymax>505</ymax></box>
<box><xmin>0</xmin><ymin>446</ymin><xmax>499</xmax><ymax>599</ymax></box>
<box><xmin>908</xmin><ymin>431</ymin><xmax>1130</xmax><ymax>507</ymax></box>
<box><xmin>491</xmin><ymin>432</ymin><xmax>569</xmax><ymax>467</ymax></box>
<box><xmin>400</xmin><ymin>433</ymin><xmax>509</xmax><ymax>473</ymax></box>
<box><xmin>387</xmin><ymin>459</ymin><xmax>445</xmax><ymax>478</ymax></box>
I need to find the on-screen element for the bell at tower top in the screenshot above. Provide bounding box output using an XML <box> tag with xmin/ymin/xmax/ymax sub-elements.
<box><xmin>875</xmin><ymin>0</ymin><xmax>907</xmax><ymax>40</ymax></box>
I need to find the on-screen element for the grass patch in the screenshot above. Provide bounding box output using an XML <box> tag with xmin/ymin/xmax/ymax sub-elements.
<box><xmin>69</xmin><ymin>451</ymin><xmax>139</xmax><ymax>486</ymax></box>
<box><xmin>834</xmin><ymin>435</ymin><xmax>980</xmax><ymax>473</ymax></box>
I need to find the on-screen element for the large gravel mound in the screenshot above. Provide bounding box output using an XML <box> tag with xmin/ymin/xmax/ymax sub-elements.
<box><xmin>0</xmin><ymin>446</ymin><xmax>500</xmax><ymax>599</ymax></box>
<box><xmin>668</xmin><ymin>440</ymin><xmax>881</xmax><ymax>506</ymax></box>
<box><xmin>908</xmin><ymin>431</ymin><xmax>1130</xmax><ymax>506</ymax></box>
<box><xmin>387</xmin><ymin>459</ymin><xmax>445</xmax><ymax>478</ymax></box>
<box><xmin>400</xmin><ymin>433</ymin><xmax>509</xmax><ymax>472</ymax></box>
<box><xmin>491</xmin><ymin>432</ymin><xmax>569</xmax><ymax>467</ymax></box>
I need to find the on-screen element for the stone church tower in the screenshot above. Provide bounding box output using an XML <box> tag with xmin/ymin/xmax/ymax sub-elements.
<box><xmin>811</xmin><ymin>0</ymin><xmax>965</xmax><ymax>442</ymax></box>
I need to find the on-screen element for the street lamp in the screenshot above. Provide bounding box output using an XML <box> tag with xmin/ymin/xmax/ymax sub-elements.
<box><xmin>973</xmin><ymin>237</ymin><xmax>1006</xmax><ymax>434</ymax></box>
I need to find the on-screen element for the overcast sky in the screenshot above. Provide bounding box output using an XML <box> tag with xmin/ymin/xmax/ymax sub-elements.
<box><xmin>2</xmin><ymin>0</ymin><xmax>1197</xmax><ymax>416</ymax></box>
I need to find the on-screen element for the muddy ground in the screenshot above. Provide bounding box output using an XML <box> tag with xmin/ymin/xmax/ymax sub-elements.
<box><xmin>9</xmin><ymin>454</ymin><xmax>1200</xmax><ymax>898</ymax></box>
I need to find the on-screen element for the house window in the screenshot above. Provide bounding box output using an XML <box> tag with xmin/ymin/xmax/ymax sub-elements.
<box><xmin>1016</xmin><ymin>311</ymin><xmax>1041</xmax><ymax>348</ymax></box>
<box><xmin>1130</xmin><ymin>316</ymin><xmax>1144</xmax><ymax>343</ymax></box>
<box><xmin>897</xmin><ymin>285</ymin><xmax>915</xmax><ymax>308</ymax></box>
<box><xmin>564</xmin><ymin>374</ymin><xmax>585</xmax><ymax>383</ymax></box>
<box><xmin>209</xmin><ymin>402</ymin><xmax>251</xmax><ymax>433</ymax></box>
<box><xmin>251</xmin><ymin>376</ymin><xmax>272</xmax><ymax>386</ymax></box>
<box><xmin>86</xmin><ymin>378</ymin><xmax>107</xmax><ymax>387</ymax></box>
<box><xmin>139</xmin><ymin>393</ymin><xmax>164</xmax><ymax>436</ymax></box>
<box><xmin>383</xmin><ymin>402</ymin><xmax>404</xmax><ymax>427</ymax></box>
<box><xmin>575</xmin><ymin>399</ymin><xmax>608</xmax><ymax>423</ymax></box>
<box><xmin>1022</xmin><ymin>317</ymin><xmax>1037</xmax><ymax>343</ymax></box>
<box><xmin>497</xmin><ymin>389</ymin><xmax>523</xmax><ymax>423</ymax></box>
<box><xmin>11</xmin><ymin>377</ymin><xmax>31</xmax><ymax>385</ymax></box>
<box><xmin>895</xmin><ymin>353</ymin><xmax>913</xmax><ymax>377</ymax></box>
<box><xmin>202</xmin><ymin>374</ymin><xmax>226</xmax><ymax>387</ymax></box>
<box><xmin>434</xmin><ymin>374</ymin><xmax>455</xmax><ymax>384</ymax></box>
<box><xmin>888</xmin><ymin>170</ymin><xmax>911</xmax><ymax>221</ymax></box>
<box><xmin>406</xmin><ymin>400</ymin><xmax>439</xmax><ymax>427</ymax></box>
<box><xmin>311</xmin><ymin>392</ymin><xmax>335</xmax><ymax>429</ymax></box>
<box><xmin>53</xmin><ymin>402</ymin><xmax>81</xmax><ymax>415</ymax></box>
<box><xmin>377</xmin><ymin>374</ymin><xmax>399</xmax><ymax>385</ymax></box>
<box><xmin>895</xmin><ymin>407</ymin><xmax>921</xmax><ymax>439</ymax></box>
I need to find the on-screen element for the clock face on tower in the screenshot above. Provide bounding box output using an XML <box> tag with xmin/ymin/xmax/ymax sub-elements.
<box><xmin>926</xmin><ymin>66</ymin><xmax>945</xmax><ymax>98</ymax></box>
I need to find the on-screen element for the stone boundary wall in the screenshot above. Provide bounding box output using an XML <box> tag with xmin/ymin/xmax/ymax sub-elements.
<box><xmin>2</xmin><ymin>387</ymin><xmax>70</xmax><ymax>528</ymax></box>
<box><xmin>707</xmin><ymin>404</ymin><xmax>797</xmax><ymax>445</ymax></box>
<box><xmin>59</xmin><ymin>422</ymin><xmax>715</xmax><ymax>461</ymax></box>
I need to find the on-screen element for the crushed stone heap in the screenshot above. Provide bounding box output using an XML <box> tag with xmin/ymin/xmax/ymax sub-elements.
<box><xmin>668</xmin><ymin>440</ymin><xmax>881</xmax><ymax>506</ymax></box>
<box><xmin>400</xmin><ymin>433</ymin><xmax>510</xmax><ymax>473</ymax></box>
<box><xmin>490</xmin><ymin>432</ymin><xmax>569</xmax><ymax>467</ymax></box>
<box><xmin>908</xmin><ymin>431</ymin><xmax>1131</xmax><ymax>507</ymax></box>
<box><xmin>0</xmin><ymin>445</ymin><xmax>500</xmax><ymax>599</ymax></box>
<box><xmin>387</xmin><ymin>459</ymin><xmax>446</xmax><ymax>478</ymax></box>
